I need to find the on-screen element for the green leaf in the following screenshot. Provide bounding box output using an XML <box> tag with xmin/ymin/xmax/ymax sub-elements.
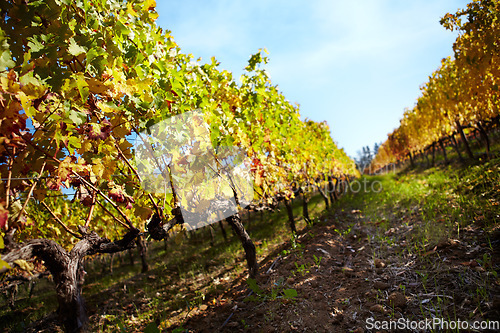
<box><xmin>0</xmin><ymin>27</ymin><xmax>15</xmax><ymax>69</ymax></box>
<box><xmin>8</xmin><ymin>200</ymin><xmax>23</xmax><ymax>223</ymax></box>
<box><xmin>246</xmin><ymin>278</ymin><xmax>264</xmax><ymax>296</ymax></box>
<box><xmin>68</xmin><ymin>109</ymin><xmax>87</xmax><ymax>125</ymax></box>
<box><xmin>74</xmin><ymin>74</ymin><xmax>89</xmax><ymax>103</ymax></box>
<box><xmin>0</xmin><ymin>258</ymin><xmax>10</xmax><ymax>271</ymax></box>
<box><xmin>27</xmin><ymin>37</ymin><xmax>44</xmax><ymax>53</ymax></box>
<box><xmin>67</xmin><ymin>136</ymin><xmax>82</xmax><ymax>154</ymax></box>
<box><xmin>143</xmin><ymin>322</ymin><xmax>160</xmax><ymax>333</ymax></box>
<box><xmin>283</xmin><ymin>288</ymin><xmax>298</xmax><ymax>298</ymax></box>
<box><xmin>172</xmin><ymin>328</ymin><xmax>187</xmax><ymax>333</ymax></box>
<box><xmin>0</xmin><ymin>50</ymin><xmax>15</xmax><ymax>69</ymax></box>
<box><xmin>86</xmin><ymin>47</ymin><xmax>100</xmax><ymax>63</ymax></box>
<box><xmin>68</xmin><ymin>38</ymin><xmax>86</xmax><ymax>56</ymax></box>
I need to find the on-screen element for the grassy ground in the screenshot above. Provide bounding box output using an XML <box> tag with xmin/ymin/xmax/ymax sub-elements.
<box><xmin>179</xmin><ymin>158</ymin><xmax>499</xmax><ymax>332</ymax></box>
<box><xmin>1</xmin><ymin>150</ymin><xmax>499</xmax><ymax>332</ymax></box>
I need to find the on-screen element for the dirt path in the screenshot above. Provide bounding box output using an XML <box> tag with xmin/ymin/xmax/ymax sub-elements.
<box><xmin>177</xmin><ymin>208</ymin><xmax>499</xmax><ymax>332</ymax></box>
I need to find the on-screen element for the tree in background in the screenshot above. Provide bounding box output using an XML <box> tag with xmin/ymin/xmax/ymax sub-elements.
<box><xmin>355</xmin><ymin>143</ymin><xmax>381</xmax><ymax>173</ymax></box>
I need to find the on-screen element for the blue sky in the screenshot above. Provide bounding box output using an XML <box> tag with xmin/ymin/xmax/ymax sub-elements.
<box><xmin>155</xmin><ymin>0</ymin><xmax>469</xmax><ymax>158</ymax></box>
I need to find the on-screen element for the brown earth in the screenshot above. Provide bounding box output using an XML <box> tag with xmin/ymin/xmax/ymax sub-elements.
<box><xmin>174</xmin><ymin>209</ymin><xmax>500</xmax><ymax>333</ymax></box>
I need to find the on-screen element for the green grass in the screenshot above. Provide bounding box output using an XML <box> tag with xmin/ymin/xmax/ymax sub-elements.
<box><xmin>340</xmin><ymin>158</ymin><xmax>499</xmax><ymax>248</ymax></box>
<box><xmin>334</xmin><ymin>157</ymin><xmax>499</xmax><ymax>326</ymax></box>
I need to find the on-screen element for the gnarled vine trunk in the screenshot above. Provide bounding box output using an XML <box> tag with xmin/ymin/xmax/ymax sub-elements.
<box><xmin>226</xmin><ymin>214</ymin><xmax>258</xmax><ymax>278</ymax></box>
<box><xmin>450</xmin><ymin>133</ymin><xmax>464</xmax><ymax>163</ymax></box>
<box><xmin>439</xmin><ymin>139</ymin><xmax>448</xmax><ymax>164</ymax></box>
<box><xmin>284</xmin><ymin>198</ymin><xmax>296</xmax><ymax>234</ymax></box>
<box><xmin>328</xmin><ymin>176</ymin><xmax>337</xmax><ymax>206</ymax></box>
<box><xmin>456</xmin><ymin>121</ymin><xmax>475</xmax><ymax>160</ymax></box>
<box><xmin>135</xmin><ymin>235</ymin><xmax>149</xmax><ymax>273</ymax></box>
<box><xmin>316</xmin><ymin>183</ymin><xmax>329</xmax><ymax>209</ymax></box>
<box><xmin>431</xmin><ymin>143</ymin><xmax>436</xmax><ymax>167</ymax></box>
<box><xmin>476</xmin><ymin>122</ymin><xmax>490</xmax><ymax>158</ymax></box>
<box><xmin>301</xmin><ymin>190</ymin><xmax>311</xmax><ymax>224</ymax></box>
<box><xmin>1</xmin><ymin>228</ymin><xmax>139</xmax><ymax>333</ymax></box>
<box><xmin>218</xmin><ymin>220</ymin><xmax>228</xmax><ymax>242</ymax></box>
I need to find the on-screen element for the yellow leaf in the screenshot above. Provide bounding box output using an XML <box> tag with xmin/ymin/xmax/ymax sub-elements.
<box><xmin>13</xmin><ymin>259</ymin><xmax>34</xmax><ymax>273</ymax></box>
<box><xmin>127</xmin><ymin>2</ymin><xmax>137</xmax><ymax>16</ymax></box>
<box><xmin>144</xmin><ymin>0</ymin><xmax>156</xmax><ymax>11</ymax></box>
<box><xmin>119</xmin><ymin>140</ymin><xmax>133</xmax><ymax>158</ymax></box>
<box><xmin>0</xmin><ymin>75</ymin><xmax>20</xmax><ymax>94</ymax></box>
<box><xmin>171</xmin><ymin>223</ymin><xmax>183</xmax><ymax>233</ymax></box>
<box><xmin>20</xmin><ymin>77</ymin><xmax>46</xmax><ymax>99</ymax></box>
<box><xmin>0</xmin><ymin>258</ymin><xmax>10</xmax><ymax>270</ymax></box>
<box><xmin>133</xmin><ymin>205</ymin><xmax>152</xmax><ymax>220</ymax></box>
<box><xmin>78</xmin><ymin>140</ymin><xmax>93</xmax><ymax>155</ymax></box>
<box><xmin>87</xmin><ymin>77</ymin><xmax>109</xmax><ymax>94</ymax></box>
<box><xmin>172</xmin><ymin>226</ymin><xmax>185</xmax><ymax>245</ymax></box>
<box><xmin>179</xmin><ymin>194</ymin><xmax>189</xmax><ymax>211</ymax></box>
<box><xmin>92</xmin><ymin>160</ymin><xmax>104</xmax><ymax>178</ymax></box>
<box><xmin>174</xmin><ymin>232</ymin><xmax>183</xmax><ymax>244</ymax></box>
<box><xmin>255</xmin><ymin>173</ymin><xmax>263</xmax><ymax>187</ymax></box>
<box><xmin>114</xmin><ymin>124</ymin><xmax>131</xmax><ymax>138</ymax></box>
<box><xmin>98</xmin><ymin>101</ymin><xmax>119</xmax><ymax>115</ymax></box>
<box><xmin>101</xmin><ymin>156</ymin><xmax>117</xmax><ymax>180</ymax></box>
<box><xmin>33</xmin><ymin>188</ymin><xmax>46</xmax><ymax>201</ymax></box>
<box><xmin>17</xmin><ymin>91</ymin><xmax>32</xmax><ymax>114</ymax></box>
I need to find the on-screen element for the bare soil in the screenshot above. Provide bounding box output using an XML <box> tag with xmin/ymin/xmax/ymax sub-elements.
<box><xmin>176</xmin><ymin>209</ymin><xmax>500</xmax><ymax>333</ymax></box>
